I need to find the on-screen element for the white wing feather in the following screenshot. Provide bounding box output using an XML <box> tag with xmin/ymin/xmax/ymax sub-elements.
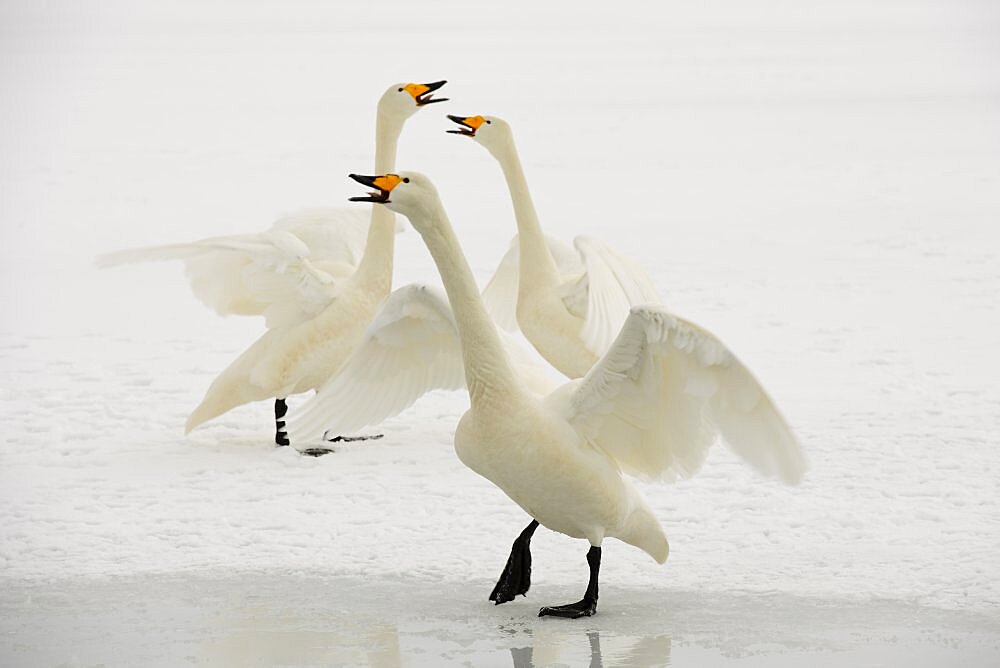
<box><xmin>561</xmin><ymin>305</ymin><xmax>805</xmax><ymax>484</ymax></box>
<box><xmin>567</xmin><ymin>237</ymin><xmax>662</xmax><ymax>356</ymax></box>
<box><xmin>482</xmin><ymin>234</ymin><xmax>585</xmax><ymax>331</ymax></box>
<box><xmin>287</xmin><ymin>284</ymin><xmax>466</xmax><ymax>441</ymax></box>
<box><xmin>287</xmin><ymin>285</ymin><xmax>561</xmax><ymax>442</ymax></box>
<box><xmin>96</xmin><ymin>207</ymin><xmax>399</xmax><ymax>328</ymax></box>
<box><xmin>481</xmin><ymin>239</ymin><xmax>521</xmax><ymax>332</ymax></box>
<box><xmin>272</xmin><ymin>207</ymin><xmax>404</xmax><ymax>267</ymax></box>
<box><xmin>498</xmin><ymin>330</ymin><xmax>562</xmax><ymax>397</ymax></box>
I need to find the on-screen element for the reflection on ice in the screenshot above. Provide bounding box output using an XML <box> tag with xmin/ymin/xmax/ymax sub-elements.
<box><xmin>509</xmin><ymin>631</ymin><xmax>673</xmax><ymax>668</ymax></box>
<box><xmin>199</xmin><ymin>621</ymin><xmax>674</xmax><ymax>667</ymax></box>
<box><xmin>2</xmin><ymin>574</ymin><xmax>996</xmax><ymax>666</ymax></box>
<box><xmin>202</xmin><ymin>625</ymin><xmax>402</xmax><ymax>666</ymax></box>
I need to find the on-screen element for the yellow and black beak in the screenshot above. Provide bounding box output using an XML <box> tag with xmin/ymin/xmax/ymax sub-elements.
<box><xmin>446</xmin><ymin>114</ymin><xmax>486</xmax><ymax>137</ymax></box>
<box><xmin>404</xmin><ymin>80</ymin><xmax>448</xmax><ymax>106</ymax></box>
<box><xmin>348</xmin><ymin>173</ymin><xmax>405</xmax><ymax>203</ymax></box>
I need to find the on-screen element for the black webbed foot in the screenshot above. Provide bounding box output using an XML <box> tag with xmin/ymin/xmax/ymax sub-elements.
<box><xmin>538</xmin><ymin>545</ymin><xmax>602</xmax><ymax>619</ymax></box>
<box><xmin>490</xmin><ymin>519</ymin><xmax>539</xmax><ymax>605</ymax></box>
<box><xmin>324</xmin><ymin>433</ymin><xmax>384</xmax><ymax>443</ymax></box>
<box><xmin>538</xmin><ymin>597</ymin><xmax>597</xmax><ymax>619</ymax></box>
<box><xmin>299</xmin><ymin>447</ymin><xmax>335</xmax><ymax>457</ymax></box>
<box><xmin>489</xmin><ymin>541</ymin><xmax>531</xmax><ymax>604</ymax></box>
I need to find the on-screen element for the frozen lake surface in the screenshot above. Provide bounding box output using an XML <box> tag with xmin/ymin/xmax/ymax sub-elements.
<box><xmin>4</xmin><ymin>575</ymin><xmax>998</xmax><ymax>666</ymax></box>
<box><xmin>2</xmin><ymin>0</ymin><xmax>999</xmax><ymax>664</ymax></box>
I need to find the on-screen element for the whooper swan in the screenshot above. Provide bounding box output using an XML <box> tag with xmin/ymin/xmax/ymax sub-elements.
<box><xmin>97</xmin><ymin>81</ymin><xmax>447</xmax><ymax>447</ymax></box>
<box><xmin>347</xmin><ymin>171</ymin><xmax>805</xmax><ymax>617</ymax></box>
<box><xmin>448</xmin><ymin>114</ymin><xmax>660</xmax><ymax>378</ymax></box>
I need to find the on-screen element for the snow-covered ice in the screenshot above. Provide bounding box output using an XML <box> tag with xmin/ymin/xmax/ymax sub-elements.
<box><xmin>2</xmin><ymin>0</ymin><xmax>999</xmax><ymax>665</ymax></box>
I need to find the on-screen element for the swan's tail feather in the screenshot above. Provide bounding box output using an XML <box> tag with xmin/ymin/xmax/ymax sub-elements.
<box><xmin>95</xmin><ymin>244</ymin><xmax>206</xmax><ymax>268</ymax></box>
<box><xmin>184</xmin><ymin>363</ymin><xmax>269</xmax><ymax>434</ymax></box>
<box><xmin>638</xmin><ymin>527</ymin><xmax>670</xmax><ymax>565</ymax></box>
<box><xmin>619</xmin><ymin>502</ymin><xmax>669</xmax><ymax>564</ymax></box>
<box><xmin>185</xmin><ymin>332</ymin><xmax>282</xmax><ymax>434</ymax></box>
<box><xmin>185</xmin><ymin>385</ymin><xmax>250</xmax><ymax>434</ymax></box>
<box><xmin>186</xmin><ymin>394</ymin><xmax>236</xmax><ymax>434</ymax></box>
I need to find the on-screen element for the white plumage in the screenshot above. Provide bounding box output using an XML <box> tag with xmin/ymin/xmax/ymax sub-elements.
<box><xmin>289</xmin><ymin>113</ymin><xmax>666</xmax><ymax>442</ymax></box>
<box><xmin>451</xmin><ymin>115</ymin><xmax>661</xmax><ymax>378</ymax></box>
<box><xmin>96</xmin><ymin>208</ymin><xmax>381</xmax><ymax>328</ymax></box>
<box><xmin>97</xmin><ymin>82</ymin><xmax>446</xmax><ymax>438</ymax></box>
<box><xmin>288</xmin><ymin>284</ymin><xmax>559</xmax><ymax>442</ymax></box>
<box><xmin>482</xmin><ymin>233</ymin><xmax>583</xmax><ymax>331</ymax></box>
<box><xmin>571</xmin><ymin>237</ymin><xmax>662</xmax><ymax>356</ymax></box>
<box><xmin>365</xmin><ymin>171</ymin><xmax>805</xmax><ymax>615</ymax></box>
<box><xmin>288</xmin><ymin>284</ymin><xmax>466</xmax><ymax>440</ymax></box>
<box><xmin>560</xmin><ymin>307</ymin><xmax>804</xmax><ymax>484</ymax></box>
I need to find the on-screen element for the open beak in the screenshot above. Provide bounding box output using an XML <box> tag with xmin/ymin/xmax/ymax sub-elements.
<box><xmin>348</xmin><ymin>173</ymin><xmax>404</xmax><ymax>203</ymax></box>
<box><xmin>446</xmin><ymin>114</ymin><xmax>486</xmax><ymax>137</ymax></box>
<box><xmin>404</xmin><ymin>80</ymin><xmax>448</xmax><ymax>106</ymax></box>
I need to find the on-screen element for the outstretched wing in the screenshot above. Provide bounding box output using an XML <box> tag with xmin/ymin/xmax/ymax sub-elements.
<box><xmin>286</xmin><ymin>284</ymin><xmax>466</xmax><ymax>441</ymax></box>
<box><xmin>96</xmin><ymin>208</ymin><xmax>397</xmax><ymax>328</ymax></box>
<box><xmin>560</xmin><ymin>237</ymin><xmax>661</xmax><ymax>357</ymax></box>
<box><xmin>482</xmin><ymin>234</ymin><xmax>585</xmax><ymax>331</ymax></box>
<box><xmin>560</xmin><ymin>306</ymin><xmax>804</xmax><ymax>484</ymax></box>
<box><xmin>272</xmin><ymin>206</ymin><xmax>403</xmax><ymax>268</ymax></box>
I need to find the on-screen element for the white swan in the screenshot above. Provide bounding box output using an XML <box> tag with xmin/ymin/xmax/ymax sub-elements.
<box><xmin>347</xmin><ymin>171</ymin><xmax>805</xmax><ymax>617</ymax></box>
<box><xmin>97</xmin><ymin>81</ymin><xmax>447</xmax><ymax>445</ymax></box>
<box><xmin>447</xmin><ymin>114</ymin><xmax>660</xmax><ymax>378</ymax></box>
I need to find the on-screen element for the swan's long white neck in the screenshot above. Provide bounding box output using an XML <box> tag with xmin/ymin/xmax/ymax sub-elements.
<box><xmin>352</xmin><ymin>110</ymin><xmax>403</xmax><ymax>292</ymax></box>
<box><xmin>408</xmin><ymin>198</ymin><xmax>527</xmax><ymax>409</ymax></box>
<box><xmin>491</xmin><ymin>137</ymin><xmax>561</xmax><ymax>292</ymax></box>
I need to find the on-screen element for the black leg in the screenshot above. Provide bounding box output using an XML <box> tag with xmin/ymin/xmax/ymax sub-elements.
<box><xmin>274</xmin><ymin>398</ymin><xmax>289</xmax><ymax>446</ymax></box>
<box><xmin>538</xmin><ymin>545</ymin><xmax>601</xmax><ymax>619</ymax></box>
<box><xmin>490</xmin><ymin>519</ymin><xmax>539</xmax><ymax>605</ymax></box>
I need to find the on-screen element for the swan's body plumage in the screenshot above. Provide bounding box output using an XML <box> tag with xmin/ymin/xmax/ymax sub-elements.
<box><xmin>484</xmin><ymin>233</ymin><xmax>660</xmax><ymax>369</ymax></box>
<box><xmin>183</xmin><ymin>277</ymin><xmax>389</xmax><ymax>432</ymax></box>
<box><xmin>454</xmin><ymin>396</ymin><xmax>669</xmax><ymax>561</ymax></box>
<box><xmin>482</xmin><ymin>233</ymin><xmax>582</xmax><ymax>331</ymax></box>
<box><xmin>359</xmin><ymin>171</ymin><xmax>804</xmax><ymax>611</ymax></box>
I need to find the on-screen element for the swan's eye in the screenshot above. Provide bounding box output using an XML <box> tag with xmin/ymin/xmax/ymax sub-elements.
<box><xmin>486</xmin><ymin>120</ymin><xmax>491</xmax><ymax>124</ymax></box>
<box><xmin>402</xmin><ymin>177</ymin><xmax>410</xmax><ymax>183</ymax></box>
<box><xmin>398</xmin><ymin>88</ymin><xmax>403</xmax><ymax>92</ymax></box>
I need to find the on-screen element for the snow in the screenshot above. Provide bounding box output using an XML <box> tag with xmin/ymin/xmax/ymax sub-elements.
<box><xmin>2</xmin><ymin>0</ymin><xmax>999</xmax><ymax>664</ymax></box>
